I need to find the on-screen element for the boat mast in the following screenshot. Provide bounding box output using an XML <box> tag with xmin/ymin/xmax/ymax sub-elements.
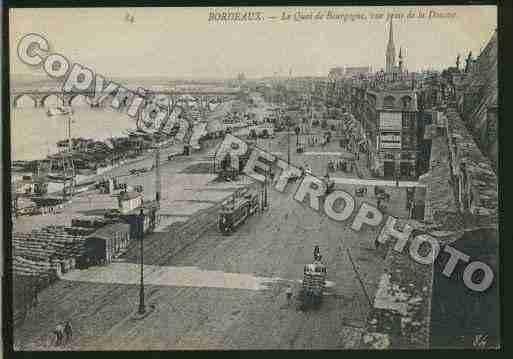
<box><xmin>65</xmin><ymin>110</ymin><xmax>75</xmax><ymax>200</ymax></box>
<box><xmin>68</xmin><ymin>113</ymin><xmax>72</xmax><ymax>153</ymax></box>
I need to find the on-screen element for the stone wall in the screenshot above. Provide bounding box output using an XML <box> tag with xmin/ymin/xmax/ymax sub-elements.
<box><xmin>420</xmin><ymin>131</ymin><xmax>460</xmax><ymax>227</ymax></box>
<box><xmin>445</xmin><ymin>108</ymin><xmax>497</xmax><ymax>220</ymax></box>
<box><xmin>360</xmin><ymin>100</ymin><xmax>498</xmax><ymax>348</ymax></box>
<box><xmin>422</xmin><ymin>106</ymin><xmax>497</xmax><ymax>347</ymax></box>
<box><xmin>456</xmin><ymin>31</ymin><xmax>497</xmax><ymax>167</ymax></box>
<box><xmin>360</xmin><ymin>220</ymin><xmax>434</xmax><ymax>349</ymax></box>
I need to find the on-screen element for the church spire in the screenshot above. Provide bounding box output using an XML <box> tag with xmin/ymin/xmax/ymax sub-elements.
<box><xmin>388</xmin><ymin>18</ymin><xmax>394</xmax><ymax>47</ymax></box>
<box><xmin>398</xmin><ymin>47</ymin><xmax>404</xmax><ymax>74</ymax></box>
<box><xmin>386</xmin><ymin>18</ymin><xmax>396</xmax><ymax>73</ymax></box>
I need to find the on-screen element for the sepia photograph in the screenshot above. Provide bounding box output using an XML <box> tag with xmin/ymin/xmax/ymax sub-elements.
<box><xmin>6</xmin><ymin>5</ymin><xmax>498</xmax><ymax>350</ymax></box>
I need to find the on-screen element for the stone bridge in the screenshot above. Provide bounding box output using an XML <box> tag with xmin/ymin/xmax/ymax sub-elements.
<box><xmin>10</xmin><ymin>88</ymin><xmax>241</xmax><ymax>108</ymax></box>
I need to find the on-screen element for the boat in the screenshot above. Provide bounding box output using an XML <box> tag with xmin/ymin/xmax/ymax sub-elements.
<box><xmin>47</xmin><ymin>106</ymin><xmax>73</xmax><ymax>117</ymax></box>
<box><xmin>46</xmin><ymin>174</ymin><xmax>74</xmax><ymax>182</ymax></box>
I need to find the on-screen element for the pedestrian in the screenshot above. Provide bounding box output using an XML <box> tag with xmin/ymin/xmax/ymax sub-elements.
<box><xmin>32</xmin><ymin>285</ymin><xmax>38</xmax><ymax>308</ymax></box>
<box><xmin>299</xmin><ymin>166</ymin><xmax>305</xmax><ymax>178</ymax></box>
<box><xmin>54</xmin><ymin>323</ymin><xmax>64</xmax><ymax>346</ymax></box>
<box><xmin>377</xmin><ymin>198</ymin><xmax>381</xmax><ymax>210</ymax></box>
<box><xmin>64</xmin><ymin>320</ymin><xmax>73</xmax><ymax>344</ymax></box>
<box><xmin>286</xmin><ymin>287</ymin><xmax>293</xmax><ymax>306</ymax></box>
<box><xmin>313</xmin><ymin>245</ymin><xmax>321</xmax><ymax>261</ymax></box>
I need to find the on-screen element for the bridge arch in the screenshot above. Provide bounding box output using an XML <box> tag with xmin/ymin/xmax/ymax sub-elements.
<box><xmin>13</xmin><ymin>94</ymin><xmax>38</xmax><ymax>108</ymax></box>
<box><xmin>41</xmin><ymin>94</ymin><xmax>64</xmax><ymax>108</ymax></box>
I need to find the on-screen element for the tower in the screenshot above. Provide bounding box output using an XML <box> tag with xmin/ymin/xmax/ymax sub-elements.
<box><xmin>398</xmin><ymin>47</ymin><xmax>403</xmax><ymax>73</ymax></box>
<box><xmin>385</xmin><ymin>18</ymin><xmax>396</xmax><ymax>73</ymax></box>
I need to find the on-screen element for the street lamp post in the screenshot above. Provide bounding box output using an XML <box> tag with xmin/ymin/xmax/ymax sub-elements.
<box><xmin>263</xmin><ymin>167</ymin><xmax>268</xmax><ymax>209</ymax></box>
<box><xmin>287</xmin><ymin>117</ymin><xmax>291</xmax><ymax>166</ymax></box>
<box><xmin>138</xmin><ymin>208</ymin><xmax>145</xmax><ymax>315</ymax></box>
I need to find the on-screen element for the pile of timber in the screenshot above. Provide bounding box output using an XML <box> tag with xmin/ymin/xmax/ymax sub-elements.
<box><xmin>13</xmin><ymin>255</ymin><xmax>55</xmax><ymax>279</ymax></box>
<box><xmin>12</xmin><ymin>225</ymin><xmax>90</xmax><ymax>277</ymax></box>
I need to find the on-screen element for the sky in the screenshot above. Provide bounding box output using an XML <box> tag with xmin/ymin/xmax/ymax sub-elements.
<box><xmin>9</xmin><ymin>6</ymin><xmax>497</xmax><ymax>79</ymax></box>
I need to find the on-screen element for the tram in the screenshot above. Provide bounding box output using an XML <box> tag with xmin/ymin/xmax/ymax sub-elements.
<box><xmin>218</xmin><ymin>189</ymin><xmax>260</xmax><ymax>235</ymax></box>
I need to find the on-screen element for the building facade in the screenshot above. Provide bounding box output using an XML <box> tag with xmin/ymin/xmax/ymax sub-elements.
<box><xmin>371</xmin><ymin>89</ymin><xmax>419</xmax><ymax>178</ymax></box>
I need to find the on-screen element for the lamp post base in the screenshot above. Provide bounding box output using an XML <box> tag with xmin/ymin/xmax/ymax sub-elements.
<box><xmin>138</xmin><ymin>286</ymin><xmax>145</xmax><ymax>314</ymax></box>
<box><xmin>132</xmin><ymin>303</ymin><xmax>156</xmax><ymax>321</ymax></box>
<box><xmin>138</xmin><ymin>287</ymin><xmax>146</xmax><ymax>314</ymax></box>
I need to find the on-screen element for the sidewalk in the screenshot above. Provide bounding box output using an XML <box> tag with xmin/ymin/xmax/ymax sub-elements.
<box><xmin>331</xmin><ymin>177</ymin><xmax>423</xmax><ymax>188</ymax></box>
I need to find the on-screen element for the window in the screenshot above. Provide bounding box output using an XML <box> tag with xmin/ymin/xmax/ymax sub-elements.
<box><xmin>401</xmin><ymin>152</ymin><xmax>414</xmax><ymax>160</ymax></box>
<box><xmin>402</xmin><ymin>134</ymin><xmax>414</xmax><ymax>149</ymax></box>
<box><xmin>384</xmin><ymin>96</ymin><xmax>395</xmax><ymax>109</ymax></box>
<box><xmin>402</xmin><ymin>112</ymin><xmax>416</xmax><ymax>129</ymax></box>
<box><xmin>401</xmin><ymin>96</ymin><xmax>412</xmax><ymax>109</ymax></box>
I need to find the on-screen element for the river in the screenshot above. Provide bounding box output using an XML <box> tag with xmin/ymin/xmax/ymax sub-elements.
<box><xmin>11</xmin><ymin>105</ymin><xmax>137</xmax><ymax>162</ymax></box>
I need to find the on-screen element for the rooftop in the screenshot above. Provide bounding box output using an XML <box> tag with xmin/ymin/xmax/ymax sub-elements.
<box><xmin>88</xmin><ymin>222</ymin><xmax>131</xmax><ymax>240</ymax></box>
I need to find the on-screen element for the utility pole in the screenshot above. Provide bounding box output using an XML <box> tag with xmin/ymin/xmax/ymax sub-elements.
<box><xmin>154</xmin><ymin>142</ymin><xmax>161</xmax><ymax>206</ymax></box>
<box><xmin>138</xmin><ymin>208</ymin><xmax>146</xmax><ymax>315</ymax></box>
<box><xmin>68</xmin><ymin>114</ymin><xmax>72</xmax><ymax>153</ymax></box>
<box><xmin>263</xmin><ymin>167</ymin><xmax>268</xmax><ymax>210</ymax></box>
<box><xmin>66</xmin><ymin>111</ymin><xmax>75</xmax><ymax>201</ymax></box>
<box><xmin>287</xmin><ymin>117</ymin><xmax>291</xmax><ymax>166</ymax></box>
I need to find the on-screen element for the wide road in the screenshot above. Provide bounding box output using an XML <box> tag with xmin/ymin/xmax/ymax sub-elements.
<box><xmin>14</xmin><ymin>133</ymin><xmax>404</xmax><ymax>350</ymax></box>
<box><xmin>15</xmin><ymin>175</ymin><xmax>387</xmax><ymax>350</ymax></box>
